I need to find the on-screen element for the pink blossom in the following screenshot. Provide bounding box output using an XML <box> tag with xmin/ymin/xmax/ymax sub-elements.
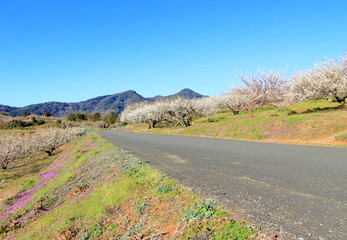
<box><xmin>0</xmin><ymin>154</ymin><xmax>70</xmax><ymax>219</ymax></box>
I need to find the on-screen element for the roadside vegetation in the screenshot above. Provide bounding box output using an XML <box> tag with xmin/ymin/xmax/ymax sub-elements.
<box><xmin>0</xmin><ymin>132</ymin><xmax>257</xmax><ymax>239</ymax></box>
<box><xmin>120</xmin><ymin>54</ymin><xmax>347</xmax><ymax>146</ymax></box>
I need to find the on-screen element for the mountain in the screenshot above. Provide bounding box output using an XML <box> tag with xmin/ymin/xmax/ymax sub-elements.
<box><xmin>146</xmin><ymin>88</ymin><xmax>205</xmax><ymax>101</ymax></box>
<box><xmin>0</xmin><ymin>105</ymin><xmax>18</xmax><ymax>114</ymax></box>
<box><xmin>3</xmin><ymin>89</ymin><xmax>204</xmax><ymax>117</ymax></box>
<box><xmin>166</xmin><ymin>88</ymin><xmax>205</xmax><ymax>99</ymax></box>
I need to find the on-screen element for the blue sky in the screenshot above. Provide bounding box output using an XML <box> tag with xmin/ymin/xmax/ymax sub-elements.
<box><xmin>1</xmin><ymin>0</ymin><xmax>346</xmax><ymax>107</ymax></box>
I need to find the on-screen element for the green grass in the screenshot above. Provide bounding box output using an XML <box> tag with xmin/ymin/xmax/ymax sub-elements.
<box><xmin>182</xmin><ymin>200</ymin><xmax>256</xmax><ymax>239</ymax></box>
<box><xmin>23</xmin><ymin>179</ymin><xmax>39</xmax><ymax>191</ymax></box>
<box><xmin>0</xmin><ymin>132</ymin><xmax>256</xmax><ymax>240</ymax></box>
<box><xmin>336</xmin><ymin>133</ymin><xmax>347</xmax><ymax>141</ymax></box>
<box><xmin>286</xmin><ymin>99</ymin><xmax>342</xmax><ymax>113</ymax></box>
<box><xmin>286</xmin><ymin>116</ymin><xmax>304</xmax><ymax>124</ymax></box>
<box><xmin>0</xmin><ymin>153</ymin><xmax>56</xmax><ymax>207</ymax></box>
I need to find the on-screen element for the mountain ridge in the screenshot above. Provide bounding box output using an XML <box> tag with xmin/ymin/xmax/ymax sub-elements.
<box><xmin>1</xmin><ymin>89</ymin><xmax>205</xmax><ymax>117</ymax></box>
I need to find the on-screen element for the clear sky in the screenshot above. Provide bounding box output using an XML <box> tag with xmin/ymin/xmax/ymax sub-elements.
<box><xmin>1</xmin><ymin>0</ymin><xmax>347</xmax><ymax>107</ymax></box>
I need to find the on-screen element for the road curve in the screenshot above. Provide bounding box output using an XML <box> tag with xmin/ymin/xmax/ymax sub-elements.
<box><xmin>99</xmin><ymin>130</ymin><xmax>347</xmax><ymax>240</ymax></box>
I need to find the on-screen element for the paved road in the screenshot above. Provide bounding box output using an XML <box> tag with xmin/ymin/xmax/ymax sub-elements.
<box><xmin>100</xmin><ymin>130</ymin><xmax>347</xmax><ymax>240</ymax></box>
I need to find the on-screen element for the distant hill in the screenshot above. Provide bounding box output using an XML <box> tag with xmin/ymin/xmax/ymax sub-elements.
<box><xmin>166</xmin><ymin>88</ymin><xmax>205</xmax><ymax>99</ymax></box>
<box><xmin>146</xmin><ymin>88</ymin><xmax>205</xmax><ymax>102</ymax></box>
<box><xmin>2</xmin><ymin>89</ymin><xmax>205</xmax><ymax>117</ymax></box>
<box><xmin>0</xmin><ymin>104</ymin><xmax>18</xmax><ymax>113</ymax></box>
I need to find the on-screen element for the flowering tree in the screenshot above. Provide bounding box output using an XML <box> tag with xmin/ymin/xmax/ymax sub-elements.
<box><xmin>231</xmin><ymin>69</ymin><xmax>288</xmax><ymax>115</ymax></box>
<box><xmin>287</xmin><ymin>56</ymin><xmax>347</xmax><ymax>104</ymax></box>
<box><xmin>212</xmin><ymin>93</ymin><xmax>249</xmax><ymax>115</ymax></box>
<box><xmin>33</xmin><ymin>128</ymin><xmax>85</xmax><ymax>156</ymax></box>
<box><xmin>164</xmin><ymin>98</ymin><xmax>195</xmax><ymax>127</ymax></box>
<box><xmin>121</xmin><ymin>69</ymin><xmax>290</xmax><ymax>125</ymax></box>
<box><xmin>120</xmin><ymin>97</ymin><xmax>220</xmax><ymax>128</ymax></box>
<box><xmin>0</xmin><ymin>128</ymin><xmax>85</xmax><ymax>170</ymax></box>
<box><xmin>120</xmin><ymin>101</ymin><xmax>167</xmax><ymax>128</ymax></box>
<box><xmin>0</xmin><ymin>134</ymin><xmax>32</xmax><ymax>169</ymax></box>
<box><xmin>191</xmin><ymin>97</ymin><xmax>220</xmax><ymax>117</ymax></box>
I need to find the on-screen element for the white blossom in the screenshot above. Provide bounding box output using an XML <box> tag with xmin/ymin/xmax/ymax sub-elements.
<box><xmin>232</xmin><ymin>69</ymin><xmax>288</xmax><ymax>113</ymax></box>
<box><xmin>0</xmin><ymin>128</ymin><xmax>85</xmax><ymax>170</ymax></box>
<box><xmin>120</xmin><ymin>97</ymin><xmax>221</xmax><ymax>128</ymax></box>
<box><xmin>287</xmin><ymin>56</ymin><xmax>347</xmax><ymax>104</ymax></box>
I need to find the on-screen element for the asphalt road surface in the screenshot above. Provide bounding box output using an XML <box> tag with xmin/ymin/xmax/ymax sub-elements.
<box><xmin>100</xmin><ymin>130</ymin><xmax>347</xmax><ymax>240</ymax></box>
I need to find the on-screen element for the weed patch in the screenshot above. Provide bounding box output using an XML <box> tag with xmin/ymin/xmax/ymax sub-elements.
<box><xmin>156</xmin><ymin>185</ymin><xmax>174</xmax><ymax>193</ymax></box>
<box><xmin>336</xmin><ymin>133</ymin><xmax>347</xmax><ymax>142</ymax></box>
<box><xmin>183</xmin><ymin>199</ymin><xmax>217</xmax><ymax>221</ymax></box>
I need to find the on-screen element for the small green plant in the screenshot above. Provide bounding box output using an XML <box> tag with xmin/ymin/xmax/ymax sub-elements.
<box><xmin>213</xmin><ymin>220</ymin><xmax>256</xmax><ymax>240</ymax></box>
<box><xmin>156</xmin><ymin>185</ymin><xmax>174</xmax><ymax>193</ymax></box>
<box><xmin>121</xmin><ymin>227</ymin><xmax>137</xmax><ymax>239</ymax></box>
<box><xmin>5</xmin><ymin>197</ymin><xmax>17</xmax><ymax>205</ymax></box>
<box><xmin>335</xmin><ymin>133</ymin><xmax>347</xmax><ymax>142</ymax></box>
<box><xmin>136</xmin><ymin>202</ymin><xmax>150</xmax><ymax>214</ymax></box>
<box><xmin>183</xmin><ymin>199</ymin><xmax>217</xmax><ymax>221</ymax></box>
<box><xmin>84</xmin><ymin>223</ymin><xmax>104</xmax><ymax>238</ymax></box>
<box><xmin>24</xmin><ymin>179</ymin><xmax>38</xmax><ymax>190</ymax></box>
<box><xmin>120</xmin><ymin>218</ymin><xmax>146</xmax><ymax>240</ymax></box>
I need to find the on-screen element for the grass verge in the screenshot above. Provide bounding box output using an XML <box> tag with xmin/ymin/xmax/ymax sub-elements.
<box><xmin>0</xmin><ymin>132</ymin><xmax>257</xmax><ymax>239</ymax></box>
<box><xmin>128</xmin><ymin>99</ymin><xmax>347</xmax><ymax>147</ymax></box>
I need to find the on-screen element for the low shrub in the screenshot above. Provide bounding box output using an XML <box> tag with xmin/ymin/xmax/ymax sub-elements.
<box><xmin>136</xmin><ymin>202</ymin><xmax>150</xmax><ymax>214</ymax></box>
<box><xmin>156</xmin><ymin>185</ymin><xmax>174</xmax><ymax>193</ymax></box>
<box><xmin>183</xmin><ymin>199</ymin><xmax>217</xmax><ymax>221</ymax></box>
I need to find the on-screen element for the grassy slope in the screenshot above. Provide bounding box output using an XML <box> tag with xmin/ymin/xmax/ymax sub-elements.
<box><xmin>0</xmin><ymin>133</ymin><xmax>256</xmax><ymax>240</ymax></box>
<box><xmin>130</xmin><ymin>99</ymin><xmax>347</xmax><ymax>147</ymax></box>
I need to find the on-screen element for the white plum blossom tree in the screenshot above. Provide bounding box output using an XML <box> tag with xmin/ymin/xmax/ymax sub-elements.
<box><xmin>216</xmin><ymin>69</ymin><xmax>289</xmax><ymax>116</ymax></box>
<box><xmin>0</xmin><ymin>134</ymin><xmax>33</xmax><ymax>169</ymax></box>
<box><xmin>33</xmin><ymin>128</ymin><xmax>85</xmax><ymax>156</ymax></box>
<box><xmin>212</xmin><ymin>93</ymin><xmax>250</xmax><ymax>115</ymax></box>
<box><xmin>120</xmin><ymin>56</ymin><xmax>347</xmax><ymax>127</ymax></box>
<box><xmin>0</xmin><ymin>128</ymin><xmax>85</xmax><ymax>170</ymax></box>
<box><xmin>287</xmin><ymin>56</ymin><xmax>347</xmax><ymax>104</ymax></box>
<box><xmin>120</xmin><ymin>101</ymin><xmax>168</xmax><ymax>129</ymax></box>
<box><xmin>120</xmin><ymin>97</ymin><xmax>220</xmax><ymax>128</ymax></box>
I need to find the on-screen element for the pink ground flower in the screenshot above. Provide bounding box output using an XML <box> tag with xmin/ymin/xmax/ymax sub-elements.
<box><xmin>79</xmin><ymin>143</ymin><xmax>96</xmax><ymax>154</ymax></box>
<box><xmin>0</xmin><ymin>153</ymin><xmax>70</xmax><ymax>219</ymax></box>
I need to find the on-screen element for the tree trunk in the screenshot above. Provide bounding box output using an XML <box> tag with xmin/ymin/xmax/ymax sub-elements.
<box><xmin>186</xmin><ymin>117</ymin><xmax>193</xmax><ymax>126</ymax></box>
<box><xmin>332</xmin><ymin>95</ymin><xmax>347</xmax><ymax>104</ymax></box>
<box><xmin>177</xmin><ymin>118</ymin><xmax>189</xmax><ymax>127</ymax></box>
<box><xmin>152</xmin><ymin>120</ymin><xmax>157</xmax><ymax>128</ymax></box>
<box><xmin>1</xmin><ymin>159</ymin><xmax>10</xmax><ymax>170</ymax></box>
<box><xmin>45</xmin><ymin>150</ymin><xmax>53</xmax><ymax>156</ymax></box>
<box><xmin>232</xmin><ymin>110</ymin><xmax>240</xmax><ymax>115</ymax></box>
